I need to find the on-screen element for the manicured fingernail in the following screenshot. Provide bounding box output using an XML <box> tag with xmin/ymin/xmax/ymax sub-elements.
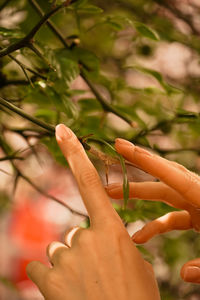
<box><xmin>55</xmin><ymin>124</ymin><xmax>72</xmax><ymax>141</ymax></box>
<box><xmin>135</xmin><ymin>146</ymin><xmax>153</xmax><ymax>157</ymax></box>
<box><xmin>115</xmin><ymin>138</ymin><xmax>135</xmax><ymax>147</ymax></box>
<box><xmin>105</xmin><ymin>183</ymin><xmax>120</xmax><ymax>191</ymax></box>
<box><xmin>183</xmin><ymin>266</ymin><xmax>200</xmax><ymax>281</ymax></box>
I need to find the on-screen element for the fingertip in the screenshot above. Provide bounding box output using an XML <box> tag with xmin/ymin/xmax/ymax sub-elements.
<box><xmin>181</xmin><ymin>266</ymin><xmax>200</xmax><ymax>283</ymax></box>
<box><xmin>114</xmin><ymin>138</ymin><xmax>135</xmax><ymax>151</ymax></box>
<box><xmin>105</xmin><ymin>183</ymin><xmax>121</xmax><ymax>194</ymax></box>
<box><xmin>55</xmin><ymin>124</ymin><xmax>73</xmax><ymax>143</ymax></box>
<box><xmin>26</xmin><ymin>261</ymin><xmax>38</xmax><ymax>279</ymax></box>
<box><xmin>132</xmin><ymin>231</ymin><xmax>146</xmax><ymax>244</ymax></box>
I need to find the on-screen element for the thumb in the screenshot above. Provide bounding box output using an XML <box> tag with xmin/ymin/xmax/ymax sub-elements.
<box><xmin>181</xmin><ymin>259</ymin><xmax>200</xmax><ymax>284</ymax></box>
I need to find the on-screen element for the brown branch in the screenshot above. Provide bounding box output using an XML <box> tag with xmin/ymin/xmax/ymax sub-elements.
<box><xmin>0</xmin><ymin>155</ymin><xmax>24</xmax><ymax>161</ymax></box>
<box><xmin>29</xmin><ymin>0</ymin><xmax>69</xmax><ymax>48</ymax></box>
<box><xmin>0</xmin><ymin>96</ymin><xmax>55</xmax><ymax>133</ymax></box>
<box><xmin>0</xmin><ymin>0</ymin><xmax>12</xmax><ymax>11</ymax></box>
<box><xmin>0</xmin><ymin>1</ymin><xmax>71</xmax><ymax>58</ymax></box>
<box><xmin>0</xmin><ymin>136</ymin><xmax>88</xmax><ymax>218</ymax></box>
<box><xmin>20</xmin><ymin>172</ymin><xmax>88</xmax><ymax>218</ymax></box>
<box><xmin>154</xmin><ymin>0</ymin><xmax>199</xmax><ymax>36</ymax></box>
<box><xmin>8</xmin><ymin>53</ymin><xmax>47</xmax><ymax>80</ymax></box>
<box><xmin>28</xmin><ymin>0</ymin><xmax>136</xmax><ymax>127</ymax></box>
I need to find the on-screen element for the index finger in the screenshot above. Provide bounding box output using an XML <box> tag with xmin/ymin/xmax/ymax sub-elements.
<box><xmin>115</xmin><ymin>139</ymin><xmax>200</xmax><ymax>208</ymax></box>
<box><xmin>55</xmin><ymin>124</ymin><xmax>119</xmax><ymax>226</ymax></box>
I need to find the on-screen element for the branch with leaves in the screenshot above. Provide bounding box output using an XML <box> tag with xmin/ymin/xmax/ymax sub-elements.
<box><xmin>27</xmin><ymin>0</ymin><xmax>136</xmax><ymax>127</ymax></box>
<box><xmin>0</xmin><ymin>1</ymin><xmax>71</xmax><ymax>58</ymax></box>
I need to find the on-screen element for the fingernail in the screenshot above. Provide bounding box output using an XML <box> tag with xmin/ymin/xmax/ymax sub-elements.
<box><xmin>115</xmin><ymin>138</ymin><xmax>135</xmax><ymax>147</ymax></box>
<box><xmin>105</xmin><ymin>183</ymin><xmax>120</xmax><ymax>191</ymax></box>
<box><xmin>183</xmin><ymin>266</ymin><xmax>200</xmax><ymax>282</ymax></box>
<box><xmin>55</xmin><ymin>124</ymin><xmax>72</xmax><ymax>141</ymax></box>
<box><xmin>135</xmin><ymin>146</ymin><xmax>153</xmax><ymax>157</ymax></box>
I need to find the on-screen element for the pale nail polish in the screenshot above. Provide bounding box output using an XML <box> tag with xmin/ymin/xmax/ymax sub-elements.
<box><xmin>115</xmin><ymin>138</ymin><xmax>135</xmax><ymax>147</ymax></box>
<box><xmin>55</xmin><ymin>124</ymin><xmax>72</xmax><ymax>141</ymax></box>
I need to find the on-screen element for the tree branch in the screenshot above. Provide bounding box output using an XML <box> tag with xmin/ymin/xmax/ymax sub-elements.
<box><xmin>29</xmin><ymin>0</ymin><xmax>69</xmax><ymax>48</ymax></box>
<box><xmin>28</xmin><ymin>0</ymin><xmax>136</xmax><ymax>127</ymax></box>
<box><xmin>80</xmin><ymin>70</ymin><xmax>136</xmax><ymax>127</ymax></box>
<box><xmin>8</xmin><ymin>53</ymin><xmax>47</xmax><ymax>80</ymax></box>
<box><xmin>20</xmin><ymin>172</ymin><xmax>88</xmax><ymax>218</ymax></box>
<box><xmin>0</xmin><ymin>1</ymin><xmax>71</xmax><ymax>58</ymax></box>
<box><xmin>154</xmin><ymin>0</ymin><xmax>199</xmax><ymax>36</ymax></box>
<box><xmin>0</xmin><ymin>96</ymin><xmax>55</xmax><ymax>133</ymax></box>
<box><xmin>0</xmin><ymin>156</ymin><xmax>24</xmax><ymax>162</ymax></box>
<box><xmin>0</xmin><ymin>0</ymin><xmax>12</xmax><ymax>11</ymax></box>
<box><xmin>0</xmin><ymin>136</ymin><xmax>88</xmax><ymax>218</ymax></box>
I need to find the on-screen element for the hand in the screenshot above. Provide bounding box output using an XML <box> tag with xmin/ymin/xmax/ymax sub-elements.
<box><xmin>106</xmin><ymin>138</ymin><xmax>200</xmax><ymax>284</ymax></box>
<box><xmin>26</xmin><ymin>125</ymin><xmax>160</xmax><ymax>300</ymax></box>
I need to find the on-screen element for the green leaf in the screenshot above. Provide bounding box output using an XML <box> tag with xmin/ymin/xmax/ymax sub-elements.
<box><xmin>73</xmin><ymin>47</ymin><xmax>99</xmax><ymax>72</ymax></box>
<box><xmin>34</xmin><ymin>109</ymin><xmax>57</xmax><ymax>123</ymax></box>
<box><xmin>134</xmin><ymin>22</ymin><xmax>159</xmax><ymax>41</ymax></box>
<box><xmin>0</xmin><ymin>27</ymin><xmax>24</xmax><ymax>38</ymax></box>
<box><xmin>76</xmin><ymin>5</ymin><xmax>103</xmax><ymax>14</ymax></box>
<box><xmin>47</xmin><ymin>49</ymin><xmax>80</xmax><ymax>87</ymax></box>
<box><xmin>119</xmin><ymin>154</ymin><xmax>129</xmax><ymax>210</ymax></box>
<box><xmin>61</xmin><ymin>94</ymin><xmax>78</xmax><ymax>119</ymax></box>
<box><xmin>113</xmin><ymin>204</ymin><xmax>138</xmax><ymax>223</ymax></box>
<box><xmin>70</xmin><ymin>0</ymin><xmax>103</xmax><ymax>14</ymax></box>
<box><xmin>78</xmin><ymin>98</ymin><xmax>102</xmax><ymax>113</ymax></box>
<box><xmin>126</xmin><ymin>65</ymin><xmax>182</xmax><ymax>94</ymax></box>
<box><xmin>42</xmin><ymin>137</ymin><xmax>67</xmax><ymax>166</ymax></box>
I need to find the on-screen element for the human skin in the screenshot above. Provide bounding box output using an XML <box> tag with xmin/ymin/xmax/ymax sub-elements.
<box><xmin>26</xmin><ymin>125</ymin><xmax>160</xmax><ymax>300</ymax></box>
<box><xmin>106</xmin><ymin>138</ymin><xmax>200</xmax><ymax>284</ymax></box>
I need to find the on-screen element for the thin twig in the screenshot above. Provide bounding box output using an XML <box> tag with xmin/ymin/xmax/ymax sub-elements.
<box><xmin>29</xmin><ymin>0</ymin><xmax>69</xmax><ymax>48</ymax></box>
<box><xmin>28</xmin><ymin>0</ymin><xmax>135</xmax><ymax>127</ymax></box>
<box><xmin>20</xmin><ymin>172</ymin><xmax>88</xmax><ymax>218</ymax></box>
<box><xmin>0</xmin><ymin>168</ymin><xmax>12</xmax><ymax>176</ymax></box>
<box><xmin>81</xmin><ymin>70</ymin><xmax>135</xmax><ymax>127</ymax></box>
<box><xmin>0</xmin><ymin>156</ymin><xmax>24</xmax><ymax>161</ymax></box>
<box><xmin>8</xmin><ymin>53</ymin><xmax>47</xmax><ymax>80</ymax></box>
<box><xmin>0</xmin><ymin>0</ymin><xmax>12</xmax><ymax>11</ymax></box>
<box><xmin>0</xmin><ymin>137</ymin><xmax>88</xmax><ymax>218</ymax></box>
<box><xmin>0</xmin><ymin>1</ymin><xmax>71</xmax><ymax>58</ymax></box>
<box><xmin>28</xmin><ymin>43</ymin><xmax>54</xmax><ymax>70</ymax></box>
<box><xmin>0</xmin><ymin>96</ymin><xmax>55</xmax><ymax>133</ymax></box>
<box><xmin>154</xmin><ymin>0</ymin><xmax>199</xmax><ymax>36</ymax></box>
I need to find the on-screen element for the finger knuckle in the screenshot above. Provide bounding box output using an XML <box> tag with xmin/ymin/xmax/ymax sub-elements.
<box><xmin>77</xmin><ymin>229</ymin><xmax>94</xmax><ymax>246</ymax></box>
<box><xmin>69</xmin><ymin>142</ymin><xmax>85</xmax><ymax>159</ymax></box>
<box><xmin>56</xmin><ymin>248</ymin><xmax>69</xmax><ymax>264</ymax></box>
<box><xmin>171</xmin><ymin>161</ymin><xmax>188</xmax><ymax>172</ymax></box>
<box><xmin>79</xmin><ymin>168</ymin><xmax>100</xmax><ymax>188</ymax></box>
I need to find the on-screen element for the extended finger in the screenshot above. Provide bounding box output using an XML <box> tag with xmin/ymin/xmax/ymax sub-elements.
<box><xmin>181</xmin><ymin>259</ymin><xmax>200</xmax><ymax>284</ymax></box>
<box><xmin>115</xmin><ymin>139</ymin><xmax>200</xmax><ymax>207</ymax></box>
<box><xmin>26</xmin><ymin>261</ymin><xmax>49</xmax><ymax>293</ymax></box>
<box><xmin>55</xmin><ymin>124</ymin><xmax>119</xmax><ymax>226</ymax></box>
<box><xmin>132</xmin><ymin>211</ymin><xmax>192</xmax><ymax>244</ymax></box>
<box><xmin>47</xmin><ymin>241</ymin><xmax>69</xmax><ymax>266</ymax></box>
<box><xmin>106</xmin><ymin>181</ymin><xmax>188</xmax><ymax>210</ymax></box>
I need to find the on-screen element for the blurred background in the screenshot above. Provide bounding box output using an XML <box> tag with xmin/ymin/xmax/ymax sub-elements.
<box><xmin>1</xmin><ymin>0</ymin><xmax>200</xmax><ymax>299</ymax></box>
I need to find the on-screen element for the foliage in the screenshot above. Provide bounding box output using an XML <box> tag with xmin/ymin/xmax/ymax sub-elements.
<box><xmin>1</xmin><ymin>0</ymin><xmax>200</xmax><ymax>298</ymax></box>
